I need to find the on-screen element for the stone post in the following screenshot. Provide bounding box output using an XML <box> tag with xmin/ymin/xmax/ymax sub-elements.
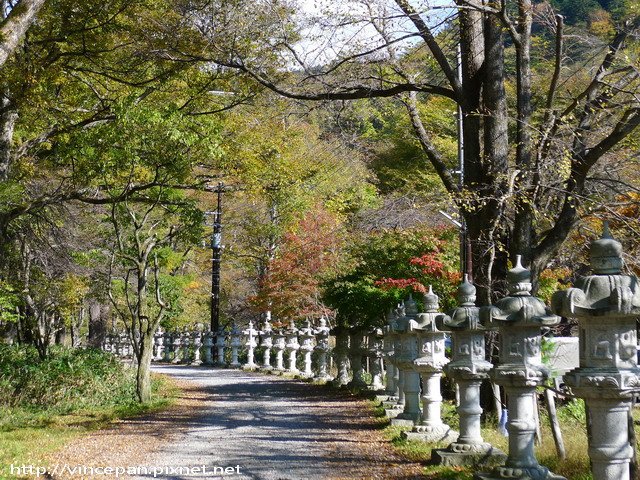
<box><xmin>402</xmin><ymin>287</ymin><xmax>456</xmax><ymax>442</ymax></box>
<box><xmin>552</xmin><ymin>224</ymin><xmax>640</xmax><ymax>480</ymax></box>
<box><xmin>203</xmin><ymin>330</ymin><xmax>214</xmax><ymax>365</ymax></box>
<box><xmin>391</xmin><ymin>297</ymin><xmax>422</xmax><ymax>426</ymax></box>
<box><xmin>243</xmin><ymin>321</ymin><xmax>258</xmax><ymax>370</ymax></box>
<box><xmin>432</xmin><ymin>276</ymin><xmax>506</xmax><ymax>466</ymax></box>
<box><xmin>368</xmin><ymin>328</ymin><xmax>385</xmax><ymax>391</ymax></box>
<box><xmin>298</xmin><ymin>320</ymin><xmax>315</xmax><ymax>377</ymax></box>
<box><xmin>273</xmin><ymin>329</ymin><xmax>286</xmax><ymax>371</ymax></box>
<box><xmin>163</xmin><ymin>332</ymin><xmax>172</xmax><ymax>362</ymax></box>
<box><xmin>285</xmin><ymin>320</ymin><xmax>300</xmax><ymax>374</ymax></box>
<box><xmin>230</xmin><ymin>323</ymin><xmax>242</xmax><ymax>368</ymax></box>
<box><xmin>332</xmin><ymin>327</ymin><xmax>350</xmax><ymax>386</ymax></box>
<box><xmin>475</xmin><ymin>256</ymin><xmax>565</xmax><ymax>480</ymax></box>
<box><xmin>216</xmin><ymin>327</ymin><xmax>226</xmax><ymax>366</ymax></box>
<box><xmin>314</xmin><ymin>317</ymin><xmax>332</xmax><ymax>381</ymax></box>
<box><xmin>348</xmin><ymin>329</ymin><xmax>368</xmax><ymax>388</ymax></box>
<box><xmin>260</xmin><ymin>317</ymin><xmax>274</xmax><ymax>370</ymax></box>
<box><xmin>192</xmin><ymin>330</ymin><xmax>203</xmax><ymax>366</ymax></box>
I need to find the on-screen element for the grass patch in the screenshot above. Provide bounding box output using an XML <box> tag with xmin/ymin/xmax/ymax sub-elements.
<box><xmin>0</xmin><ymin>345</ymin><xmax>180</xmax><ymax>478</ymax></box>
<box><xmin>376</xmin><ymin>397</ymin><xmax>640</xmax><ymax>480</ymax></box>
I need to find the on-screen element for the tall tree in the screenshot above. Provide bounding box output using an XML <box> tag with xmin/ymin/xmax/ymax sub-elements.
<box><xmin>169</xmin><ymin>0</ymin><xmax>640</xmax><ymax>303</ymax></box>
<box><xmin>0</xmin><ymin>0</ymin><xmax>47</xmax><ymax>68</ymax></box>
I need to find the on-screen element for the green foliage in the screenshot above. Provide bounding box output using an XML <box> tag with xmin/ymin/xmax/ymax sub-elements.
<box><xmin>323</xmin><ymin>226</ymin><xmax>460</xmax><ymax>328</ymax></box>
<box><xmin>0</xmin><ymin>281</ymin><xmax>20</xmax><ymax>324</ymax></box>
<box><xmin>0</xmin><ymin>345</ymin><xmax>136</xmax><ymax>415</ymax></box>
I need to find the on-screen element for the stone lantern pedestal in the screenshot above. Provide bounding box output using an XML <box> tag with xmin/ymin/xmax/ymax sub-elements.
<box><xmin>379</xmin><ymin>310</ymin><xmax>398</xmax><ymax>403</ymax></box>
<box><xmin>180</xmin><ymin>330</ymin><xmax>191</xmax><ymax>364</ymax></box>
<box><xmin>314</xmin><ymin>317</ymin><xmax>332</xmax><ymax>381</ymax></box>
<box><xmin>402</xmin><ymin>287</ymin><xmax>457</xmax><ymax>442</ymax></box>
<box><xmin>332</xmin><ymin>328</ymin><xmax>350</xmax><ymax>386</ymax></box>
<box><xmin>191</xmin><ymin>330</ymin><xmax>203</xmax><ymax>366</ymax></box>
<box><xmin>391</xmin><ymin>297</ymin><xmax>422</xmax><ymax>426</ymax></box>
<box><xmin>171</xmin><ymin>333</ymin><xmax>182</xmax><ymax>364</ymax></box>
<box><xmin>154</xmin><ymin>330</ymin><xmax>164</xmax><ymax>362</ymax></box>
<box><xmin>433</xmin><ymin>276</ymin><xmax>505</xmax><ymax>466</ymax></box>
<box><xmin>552</xmin><ymin>224</ymin><xmax>640</xmax><ymax>480</ymax></box>
<box><xmin>260</xmin><ymin>316</ymin><xmax>273</xmax><ymax>370</ymax></box>
<box><xmin>475</xmin><ymin>257</ymin><xmax>565</xmax><ymax>480</ymax></box>
<box><xmin>385</xmin><ymin>308</ymin><xmax>405</xmax><ymax>418</ymax></box>
<box><xmin>215</xmin><ymin>328</ymin><xmax>226</xmax><ymax>366</ymax></box>
<box><xmin>163</xmin><ymin>332</ymin><xmax>173</xmax><ymax>362</ymax></box>
<box><xmin>230</xmin><ymin>324</ymin><xmax>242</xmax><ymax>368</ymax></box>
<box><xmin>298</xmin><ymin>320</ymin><xmax>315</xmax><ymax>378</ymax></box>
<box><xmin>285</xmin><ymin>320</ymin><xmax>300</xmax><ymax>374</ymax></box>
<box><xmin>203</xmin><ymin>330</ymin><xmax>214</xmax><ymax>365</ymax></box>
<box><xmin>273</xmin><ymin>330</ymin><xmax>286</xmax><ymax>372</ymax></box>
<box><xmin>243</xmin><ymin>321</ymin><xmax>258</xmax><ymax>370</ymax></box>
<box><xmin>368</xmin><ymin>328</ymin><xmax>385</xmax><ymax>391</ymax></box>
<box><xmin>348</xmin><ymin>329</ymin><xmax>369</xmax><ymax>388</ymax></box>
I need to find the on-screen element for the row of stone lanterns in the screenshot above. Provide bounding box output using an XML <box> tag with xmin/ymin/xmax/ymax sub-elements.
<box><xmin>376</xmin><ymin>225</ymin><xmax>640</xmax><ymax>480</ymax></box>
<box><xmin>102</xmin><ymin>224</ymin><xmax>638</xmax><ymax>480</ymax></box>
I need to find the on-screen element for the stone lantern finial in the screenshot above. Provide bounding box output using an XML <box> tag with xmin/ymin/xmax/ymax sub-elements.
<box><xmin>405</xmin><ymin>294</ymin><xmax>418</xmax><ymax>316</ymax></box>
<box><xmin>458</xmin><ymin>274</ymin><xmax>476</xmax><ymax>306</ymax></box>
<box><xmin>590</xmin><ymin>221</ymin><xmax>623</xmax><ymax>275</ymax></box>
<box><xmin>423</xmin><ymin>285</ymin><xmax>440</xmax><ymax>312</ymax></box>
<box><xmin>507</xmin><ymin>255</ymin><xmax>532</xmax><ymax>295</ymax></box>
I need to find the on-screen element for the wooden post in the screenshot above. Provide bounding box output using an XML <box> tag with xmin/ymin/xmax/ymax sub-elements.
<box><xmin>545</xmin><ymin>388</ymin><xmax>566</xmax><ymax>459</ymax></box>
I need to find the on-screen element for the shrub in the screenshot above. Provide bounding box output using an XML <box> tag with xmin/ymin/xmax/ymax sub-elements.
<box><xmin>0</xmin><ymin>344</ymin><xmax>136</xmax><ymax>411</ymax></box>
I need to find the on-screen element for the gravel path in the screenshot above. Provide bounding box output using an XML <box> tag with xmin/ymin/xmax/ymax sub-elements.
<box><xmin>49</xmin><ymin>365</ymin><xmax>425</xmax><ymax>480</ymax></box>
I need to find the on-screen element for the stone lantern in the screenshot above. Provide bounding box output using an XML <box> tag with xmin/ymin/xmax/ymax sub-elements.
<box><xmin>243</xmin><ymin>321</ymin><xmax>258</xmax><ymax>370</ymax></box>
<box><xmin>433</xmin><ymin>276</ymin><xmax>506</xmax><ymax>466</ymax></box>
<box><xmin>273</xmin><ymin>328</ymin><xmax>287</xmax><ymax>372</ymax></box>
<box><xmin>285</xmin><ymin>320</ymin><xmax>300</xmax><ymax>374</ymax></box>
<box><xmin>229</xmin><ymin>323</ymin><xmax>242</xmax><ymax>368</ymax></box>
<box><xmin>347</xmin><ymin>329</ymin><xmax>369</xmax><ymax>388</ymax></box>
<box><xmin>202</xmin><ymin>329</ymin><xmax>214</xmax><ymax>365</ymax></box>
<box><xmin>180</xmin><ymin>329</ymin><xmax>191</xmax><ymax>364</ymax></box>
<box><xmin>119</xmin><ymin>332</ymin><xmax>129</xmax><ymax>357</ymax></box>
<box><xmin>163</xmin><ymin>332</ymin><xmax>172</xmax><ymax>362</ymax></box>
<box><xmin>368</xmin><ymin>328</ymin><xmax>385</xmax><ymax>391</ymax></box>
<box><xmin>314</xmin><ymin>317</ymin><xmax>332</xmax><ymax>381</ymax></box>
<box><xmin>333</xmin><ymin>327</ymin><xmax>350</xmax><ymax>386</ymax></box>
<box><xmin>260</xmin><ymin>316</ymin><xmax>274</xmax><ymax>370</ymax></box>
<box><xmin>475</xmin><ymin>256</ymin><xmax>564</xmax><ymax>480</ymax></box>
<box><xmin>171</xmin><ymin>332</ymin><xmax>182</xmax><ymax>363</ymax></box>
<box><xmin>191</xmin><ymin>329</ymin><xmax>203</xmax><ymax>366</ymax></box>
<box><xmin>552</xmin><ymin>224</ymin><xmax>640</xmax><ymax>480</ymax></box>
<box><xmin>385</xmin><ymin>305</ymin><xmax>406</xmax><ymax>417</ymax></box>
<box><xmin>391</xmin><ymin>296</ymin><xmax>422</xmax><ymax>426</ymax></box>
<box><xmin>380</xmin><ymin>310</ymin><xmax>398</xmax><ymax>401</ymax></box>
<box><xmin>154</xmin><ymin>329</ymin><xmax>164</xmax><ymax>362</ymax></box>
<box><xmin>403</xmin><ymin>286</ymin><xmax>456</xmax><ymax>442</ymax></box>
<box><xmin>215</xmin><ymin>327</ymin><xmax>226</xmax><ymax>366</ymax></box>
<box><xmin>298</xmin><ymin>320</ymin><xmax>315</xmax><ymax>377</ymax></box>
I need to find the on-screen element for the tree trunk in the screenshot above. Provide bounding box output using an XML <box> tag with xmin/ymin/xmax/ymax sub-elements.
<box><xmin>0</xmin><ymin>94</ymin><xmax>17</xmax><ymax>181</ymax></box>
<box><xmin>136</xmin><ymin>332</ymin><xmax>154</xmax><ymax>403</ymax></box>
<box><xmin>88</xmin><ymin>301</ymin><xmax>107</xmax><ymax>348</ymax></box>
<box><xmin>0</xmin><ymin>0</ymin><xmax>48</xmax><ymax>69</ymax></box>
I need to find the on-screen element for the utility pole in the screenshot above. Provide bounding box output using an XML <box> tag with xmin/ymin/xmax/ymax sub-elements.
<box><xmin>456</xmin><ymin>44</ymin><xmax>472</xmax><ymax>281</ymax></box>
<box><xmin>211</xmin><ymin>182</ymin><xmax>224</xmax><ymax>334</ymax></box>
